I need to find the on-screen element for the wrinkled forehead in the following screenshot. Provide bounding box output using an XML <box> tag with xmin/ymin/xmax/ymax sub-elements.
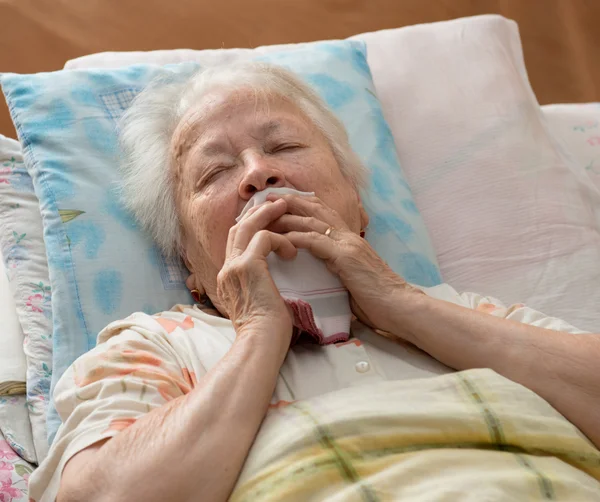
<box><xmin>170</xmin><ymin>87</ymin><xmax>312</xmax><ymax>164</ymax></box>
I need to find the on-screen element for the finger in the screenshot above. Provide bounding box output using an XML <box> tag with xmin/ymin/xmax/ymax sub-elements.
<box><xmin>267</xmin><ymin>192</ymin><xmax>321</xmax><ymax>205</ymax></box>
<box><xmin>227</xmin><ymin>202</ymin><xmax>269</xmax><ymax>257</ymax></box>
<box><xmin>266</xmin><ymin>193</ymin><xmax>323</xmax><ymax>217</ymax></box>
<box><xmin>239</xmin><ymin>199</ymin><xmax>277</xmax><ymax>220</ymax></box>
<box><xmin>247</xmin><ymin>230</ymin><xmax>298</xmax><ymax>261</ymax></box>
<box><xmin>268</xmin><ymin>214</ymin><xmax>329</xmax><ymax>235</ymax></box>
<box><xmin>228</xmin><ymin>199</ymin><xmax>287</xmax><ymax>257</ymax></box>
<box><xmin>228</xmin><ymin>202</ymin><xmax>276</xmax><ymax>256</ymax></box>
<box><xmin>267</xmin><ymin>193</ymin><xmax>344</xmax><ymax>228</ymax></box>
<box><xmin>284</xmin><ymin>230</ymin><xmax>338</xmax><ymax>261</ymax></box>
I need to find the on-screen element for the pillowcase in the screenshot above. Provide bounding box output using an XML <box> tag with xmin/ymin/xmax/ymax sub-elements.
<box><xmin>0</xmin><ymin>246</ymin><xmax>26</xmax><ymax>397</ymax></box>
<box><xmin>1</xmin><ymin>40</ymin><xmax>441</xmax><ymax>443</ymax></box>
<box><xmin>358</xmin><ymin>17</ymin><xmax>600</xmax><ymax>332</ymax></box>
<box><xmin>0</xmin><ymin>394</ymin><xmax>37</xmax><ymax>465</ymax></box>
<box><xmin>64</xmin><ymin>14</ymin><xmax>600</xmax><ymax>332</ymax></box>
<box><xmin>0</xmin><ymin>135</ymin><xmax>51</xmax><ymax>461</ymax></box>
<box><xmin>0</xmin><ymin>426</ymin><xmax>35</xmax><ymax>502</ymax></box>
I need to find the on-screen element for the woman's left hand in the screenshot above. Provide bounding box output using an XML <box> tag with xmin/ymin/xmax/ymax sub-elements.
<box><xmin>267</xmin><ymin>193</ymin><xmax>420</xmax><ymax>333</ymax></box>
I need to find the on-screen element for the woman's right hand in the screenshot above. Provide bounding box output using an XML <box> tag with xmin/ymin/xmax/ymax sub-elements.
<box><xmin>58</xmin><ymin>199</ymin><xmax>300</xmax><ymax>502</ymax></box>
<box><xmin>216</xmin><ymin>198</ymin><xmax>296</xmax><ymax>351</ymax></box>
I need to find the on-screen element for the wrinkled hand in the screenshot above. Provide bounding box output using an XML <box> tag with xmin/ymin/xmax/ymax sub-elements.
<box><xmin>217</xmin><ymin>198</ymin><xmax>295</xmax><ymax>349</ymax></box>
<box><xmin>267</xmin><ymin>193</ymin><xmax>421</xmax><ymax>333</ymax></box>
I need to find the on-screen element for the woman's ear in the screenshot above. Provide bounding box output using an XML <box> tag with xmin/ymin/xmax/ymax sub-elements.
<box><xmin>182</xmin><ymin>252</ymin><xmax>206</xmax><ymax>302</ymax></box>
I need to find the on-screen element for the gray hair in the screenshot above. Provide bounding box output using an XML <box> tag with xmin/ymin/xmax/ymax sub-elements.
<box><xmin>118</xmin><ymin>61</ymin><xmax>368</xmax><ymax>258</ymax></box>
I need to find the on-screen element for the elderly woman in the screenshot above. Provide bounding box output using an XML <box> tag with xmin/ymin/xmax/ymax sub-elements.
<box><xmin>30</xmin><ymin>63</ymin><xmax>600</xmax><ymax>502</ymax></box>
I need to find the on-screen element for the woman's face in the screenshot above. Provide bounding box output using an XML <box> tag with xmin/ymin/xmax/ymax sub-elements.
<box><xmin>172</xmin><ymin>88</ymin><xmax>366</xmax><ymax>300</ymax></box>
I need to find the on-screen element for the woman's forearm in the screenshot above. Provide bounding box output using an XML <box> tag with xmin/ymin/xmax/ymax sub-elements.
<box><xmin>79</xmin><ymin>331</ymin><xmax>287</xmax><ymax>502</ymax></box>
<box><xmin>392</xmin><ymin>291</ymin><xmax>600</xmax><ymax>448</ymax></box>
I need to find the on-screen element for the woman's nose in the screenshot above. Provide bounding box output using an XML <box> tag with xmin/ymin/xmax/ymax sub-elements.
<box><xmin>238</xmin><ymin>153</ymin><xmax>286</xmax><ymax>199</ymax></box>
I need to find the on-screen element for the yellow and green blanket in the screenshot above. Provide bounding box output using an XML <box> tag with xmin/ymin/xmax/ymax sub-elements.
<box><xmin>232</xmin><ymin>369</ymin><xmax>600</xmax><ymax>501</ymax></box>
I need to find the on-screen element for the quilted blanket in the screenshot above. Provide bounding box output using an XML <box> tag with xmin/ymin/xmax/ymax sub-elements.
<box><xmin>231</xmin><ymin>369</ymin><xmax>600</xmax><ymax>501</ymax></box>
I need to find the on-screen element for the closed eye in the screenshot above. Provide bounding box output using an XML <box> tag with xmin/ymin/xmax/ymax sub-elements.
<box><xmin>270</xmin><ymin>144</ymin><xmax>302</xmax><ymax>154</ymax></box>
<box><xmin>196</xmin><ymin>165</ymin><xmax>231</xmax><ymax>189</ymax></box>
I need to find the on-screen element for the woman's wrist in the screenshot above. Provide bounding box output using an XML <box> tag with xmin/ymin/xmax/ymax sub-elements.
<box><xmin>381</xmin><ymin>285</ymin><xmax>431</xmax><ymax>344</ymax></box>
<box><xmin>234</xmin><ymin>317</ymin><xmax>293</xmax><ymax>364</ymax></box>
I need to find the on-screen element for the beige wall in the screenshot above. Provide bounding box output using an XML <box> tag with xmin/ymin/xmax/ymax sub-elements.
<box><xmin>1</xmin><ymin>0</ymin><xmax>599</xmax><ymax>137</ymax></box>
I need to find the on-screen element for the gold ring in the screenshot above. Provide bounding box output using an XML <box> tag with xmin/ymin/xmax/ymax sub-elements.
<box><xmin>324</xmin><ymin>226</ymin><xmax>334</xmax><ymax>237</ymax></box>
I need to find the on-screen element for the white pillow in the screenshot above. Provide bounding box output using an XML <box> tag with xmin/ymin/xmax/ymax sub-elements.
<box><xmin>363</xmin><ymin>19</ymin><xmax>600</xmax><ymax>331</ymax></box>
<box><xmin>64</xmin><ymin>15</ymin><xmax>600</xmax><ymax>331</ymax></box>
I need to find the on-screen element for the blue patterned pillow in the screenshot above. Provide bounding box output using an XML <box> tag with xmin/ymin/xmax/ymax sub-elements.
<box><xmin>1</xmin><ymin>40</ymin><xmax>441</xmax><ymax>443</ymax></box>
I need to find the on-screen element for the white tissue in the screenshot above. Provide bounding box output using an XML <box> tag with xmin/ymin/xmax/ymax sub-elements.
<box><xmin>235</xmin><ymin>187</ymin><xmax>315</xmax><ymax>222</ymax></box>
<box><xmin>236</xmin><ymin>187</ymin><xmax>352</xmax><ymax>344</ymax></box>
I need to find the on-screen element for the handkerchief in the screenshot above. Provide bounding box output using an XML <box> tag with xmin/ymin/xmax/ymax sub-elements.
<box><xmin>237</xmin><ymin>187</ymin><xmax>352</xmax><ymax>345</ymax></box>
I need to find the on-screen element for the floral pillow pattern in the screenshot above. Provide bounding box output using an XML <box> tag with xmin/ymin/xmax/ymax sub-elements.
<box><xmin>0</xmin><ymin>136</ymin><xmax>51</xmax><ymax>462</ymax></box>
<box><xmin>0</xmin><ymin>432</ymin><xmax>34</xmax><ymax>502</ymax></box>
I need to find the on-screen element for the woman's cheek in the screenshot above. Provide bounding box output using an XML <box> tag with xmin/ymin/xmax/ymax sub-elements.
<box><xmin>202</xmin><ymin>195</ymin><xmax>237</xmax><ymax>239</ymax></box>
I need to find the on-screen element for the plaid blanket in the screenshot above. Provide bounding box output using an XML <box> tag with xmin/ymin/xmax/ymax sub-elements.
<box><xmin>231</xmin><ymin>369</ymin><xmax>600</xmax><ymax>501</ymax></box>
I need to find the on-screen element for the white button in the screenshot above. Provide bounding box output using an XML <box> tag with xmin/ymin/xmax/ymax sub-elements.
<box><xmin>355</xmin><ymin>361</ymin><xmax>370</xmax><ymax>373</ymax></box>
